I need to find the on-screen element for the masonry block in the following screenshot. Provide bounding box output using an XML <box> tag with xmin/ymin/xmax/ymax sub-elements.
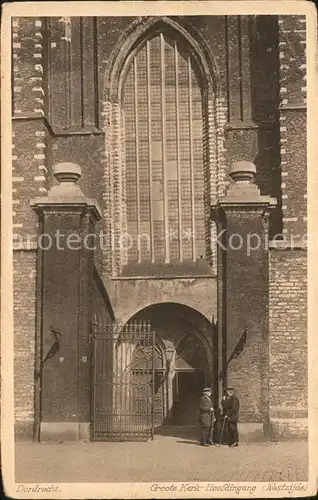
<box><xmin>269</xmin><ymin>249</ymin><xmax>307</xmax><ymax>438</ymax></box>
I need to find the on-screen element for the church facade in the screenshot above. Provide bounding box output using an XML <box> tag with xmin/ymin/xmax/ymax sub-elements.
<box><xmin>12</xmin><ymin>14</ymin><xmax>307</xmax><ymax>441</ymax></box>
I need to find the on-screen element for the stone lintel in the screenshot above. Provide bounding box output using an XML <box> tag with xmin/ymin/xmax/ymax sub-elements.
<box><xmin>30</xmin><ymin>199</ymin><xmax>102</xmax><ymax>221</ymax></box>
<box><xmin>218</xmin><ymin>198</ymin><xmax>276</xmax><ymax>210</ymax></box>
<box><xmin>211</xmin><ymin>199</ymin><xmax>277</xmax><ymax>221</ymax></box>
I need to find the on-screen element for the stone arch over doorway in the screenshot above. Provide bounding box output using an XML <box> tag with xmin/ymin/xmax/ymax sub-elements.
<box><xmin>110</xmin><ymin>277</ymin><xmax>217</xmax><ymax>326</ymax></box>
<box><xmin>127</xmin><ymin>302</ymin><xmax>217</xmax><ymax>427</ymax></box>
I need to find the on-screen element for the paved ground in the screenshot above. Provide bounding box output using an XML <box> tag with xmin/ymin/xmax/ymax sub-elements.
<box><xmin>15</xmin><ymin>431</ymin><xmax>308</xmax><ymax>483</ymax></box>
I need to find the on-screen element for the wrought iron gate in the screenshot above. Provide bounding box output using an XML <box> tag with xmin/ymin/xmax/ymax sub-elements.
<box><xmin>91</xmin><ymin>320</ymin><xmax>155</xmax><ymax>441</ymax></box>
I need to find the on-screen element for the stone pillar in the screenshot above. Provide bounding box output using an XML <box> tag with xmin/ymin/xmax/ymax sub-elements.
<box><xmin>31</xmin><ymin>162</ymin><xmax>102</xmax><ymax>441</ymax></box>
<box><xmin>212</xmin><ymin>161</ymin><xmax>276</xmax><ymax>434</ymax></box>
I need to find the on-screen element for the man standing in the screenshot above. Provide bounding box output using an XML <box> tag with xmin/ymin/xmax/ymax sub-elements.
<box><xmin>223</xmin><ymin>387</ymin><xmax>240</xmax><ymax>447</ymax></box>
<box><xmin>212</xmin><ymin>407</ymin><xmax>222</xmax><ymax>444</ymax></box>
<box><xmin>198</xmin><ymin>388</ymin><xmax>214</xmax><ymax>446</ymax></box>
<box><xmin>219</xmin><ymin>389</ymin><xmax>229</xmax><ymax>445</ymax></box>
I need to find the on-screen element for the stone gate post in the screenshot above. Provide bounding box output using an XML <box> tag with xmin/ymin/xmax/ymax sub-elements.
<box><xmin>211</xmin><ymin>161</ymin><xmax>276</xmax><ymax>436</ymax></box>
<box><xmin>31</xmin><ymin>162</ymin><xmax>102</xmax><ymax>441</ymax></box>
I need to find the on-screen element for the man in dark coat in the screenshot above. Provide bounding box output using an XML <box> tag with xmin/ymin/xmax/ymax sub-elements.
<box><xmin>219</xmin><ymin>389</ymin><xmax>229</xmax><ymax>445</ymax></box>
<box><xmin>212</xmin><ymin>407</ymin><xmax>222</xmax><ymax>444</ymax></box>
<box><xmin>198</xmin><ymin>388</ymin><xmax>214</xmax><ymax>446</ymax></box>
<box><xmin>223</xmin><ymin>387</ymin><xmax>240</xmax><ymax>447</ymax></box>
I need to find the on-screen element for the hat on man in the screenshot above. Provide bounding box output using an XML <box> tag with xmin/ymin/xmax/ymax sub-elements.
<box><xmin>226</xmin><ymin>387</ymin><xmax>235</xmax><ymax>391</ymax></box>
<box><xmin>203</xmin><ymin>387</ymin><xmax>211</xmax><ymax>393</ymax></box>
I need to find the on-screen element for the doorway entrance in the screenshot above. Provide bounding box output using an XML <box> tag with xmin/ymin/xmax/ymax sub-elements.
<box><xmin>127</xmin><ymin>303</ymin><xmax>216</xmax><ymax>429</ymax></box>
<box><xmin>170</xmin><ymin>332</ymin><xmax>210</xmax><ymax>425</ymax></box>
<box><xmin>171</xmin><ymin>370</ymin><xmax>206</xmax><ymax>425</ymax></box>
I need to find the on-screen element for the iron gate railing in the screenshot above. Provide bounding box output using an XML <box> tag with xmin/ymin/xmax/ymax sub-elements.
<box><xmin>91</xmin><ymin>320</ymin><xmax>155</xmax><ymax>441</ymax></box>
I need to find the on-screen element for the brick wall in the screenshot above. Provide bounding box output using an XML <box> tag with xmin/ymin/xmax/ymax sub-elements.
<box><xmin>12</xmin><ymin>18</ymin><xmax>47</xmax><ymax>118</ymax></box>
<box><xmin>12</xmin><ymin>16</ymin><xmax>50</xmax><ymax>440</ymax></box>
<box><xmin>12</xmin><ymin>17</ymin><xmax>50</xmax><ymax>239</ymax></box>
<box><xmin>224</xmin><ymin>16</ymin><xmax>281</xmax><ymax>237</ymax></box>
<box><xmin>11</xmin><ymin>14</ymin><xmax>308</xmax><ymax>439</ymax></box>
<box><xmin>268</xmin><ymin>15</ymin><xmax>308</xmax><ymax>439</ymax></box>
<box><xmin>13</xmin><ymin>251</ymin><xmax>37</xmax><ymax>439</ymax></box>
<box><xmin>12</xmin><ymin>120</ymin><xmax>48</xmax><ymax>238</ymax></box>
<box><xmin>278</xmin><ymin>16</ymin><xmax>307</xmax><ymax>240</ymax></box>
<box><xmin>269</xmin><ymin>249</ymin><xmax>307</xmax><ymax>438</ymax></box>
<box><xmin>280</xmin><ymin>107</ymin><xmax>307</xmax><ymax>238</ymax></box>
<box><xmin>48</xmin><ymin>17</ymin><xmax>99</xmax><ymax>132</ymax></box>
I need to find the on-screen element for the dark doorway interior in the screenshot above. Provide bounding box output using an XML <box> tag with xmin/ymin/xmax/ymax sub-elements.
<box><xmin>171</xmin><ymin>370</ymin><xmax>206</xmax><ymax>425</ymax></box>
<box><xmin>127</xmin><ymin>302</ymin><xmax>216</xmax><ymax>432</ymax></box>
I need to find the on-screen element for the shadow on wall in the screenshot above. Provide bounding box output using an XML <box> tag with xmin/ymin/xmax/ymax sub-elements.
<box><xmin>250</xmin><ymin>15</ymin><xmax>282</xmax><ymax>238</ymax></box>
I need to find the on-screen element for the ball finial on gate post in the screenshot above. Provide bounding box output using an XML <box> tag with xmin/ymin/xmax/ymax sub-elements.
<box><xmin>224</xmin><ymin>160</ymin><xmax>261</xmax><ymax>201</ymax></box>
<box><xmin>53</xmin><ymin>162</ymin><xmax>82</xmax><ymax>184</ymax></box>
<box><xmin>229</xmin><ymin>161</ymin><xmax>256</xmax><ymax>185</ymax></box>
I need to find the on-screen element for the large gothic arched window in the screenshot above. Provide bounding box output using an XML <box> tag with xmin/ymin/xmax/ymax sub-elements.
<box><xmin>122</xmin><ymin>30</ymin><xmax>206</xmax><ymax>265</ymax></box>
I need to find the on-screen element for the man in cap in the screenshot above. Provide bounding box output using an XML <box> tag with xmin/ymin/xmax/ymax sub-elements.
<box><xmin>223</xmin><ymin>387</ymin><xmax>240</xmax><ymax>447</ymax></box>
<box><xmin>219</xmin><ymin>389</ymin><xmax>229</xmax><ymax>444</ymax></box>
<box><xmin>198</xmin><ymin>387</ymin><xmax>214</xmax><ymax>446</ymax></box>
<box><xmin>212</xmin><ymin>406</ymin><xmax>222</xmax><ymax>444</ymax></box>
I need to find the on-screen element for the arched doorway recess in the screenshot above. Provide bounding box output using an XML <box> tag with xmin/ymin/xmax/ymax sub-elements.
<box><xmin>127</xmin><ymin>302</ymin><xmax>217</xmax><ymax>427</ymax></box>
